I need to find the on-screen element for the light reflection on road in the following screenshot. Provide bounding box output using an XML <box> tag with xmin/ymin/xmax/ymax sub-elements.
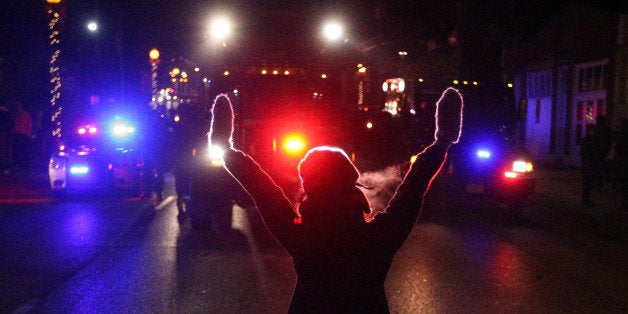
<box><xmin>386</xmin><ymin>222</ymin><xmax>534</xmax><ymax>313</ymax></box>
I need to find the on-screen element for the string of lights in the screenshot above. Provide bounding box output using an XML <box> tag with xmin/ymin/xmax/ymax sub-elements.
<box><xmin>47</xmin><ymin>2</ymin><xmax>63</xmax><ymax>138</ymax></box>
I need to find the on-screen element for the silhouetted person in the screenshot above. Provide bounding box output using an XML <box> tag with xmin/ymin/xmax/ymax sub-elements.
<box><xmin>10</xmin><ymin>100</ymin><xmax>32</xmax><ymax>171</ymax></box>
<box><xmin>172</xmin><ymin>105</ymin><xmax>197</xmax><ymax>219</ymax></box>
<box><xmin>616</xmin><ymin>118</ymin><xmax>628</xmax><ymax>212</ymax></box>
<box><xmin>149</xmin><ymin>166</ymin><xmax>165</xmax><ymax>203</ymax></box>
<box><xmin>208</xmin><ymin>87</ymin><xmax>463</xmax><ymax>313</ymax></box>
<box><xmin>595</xmin><ymin>115</ymin><xmax>614</xmax><ymax>185</ymax></box>
<box><xmin>580</xmin><ymin>124</ymin><xmax>608</xmax><ymax>207</ymax></box>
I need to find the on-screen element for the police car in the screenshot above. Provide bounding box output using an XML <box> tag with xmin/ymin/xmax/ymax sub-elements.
<box><xmin>445</xmin><ymin>127</ymin><xmax>535</xmax><ymax>210</ymax></box>
<box><xmin>48</xmin><ymin>104</ymin><xmax>147</xmax><ymax>197</ymax></box>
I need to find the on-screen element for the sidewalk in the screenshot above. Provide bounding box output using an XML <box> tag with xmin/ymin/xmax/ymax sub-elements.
<box><xmin>529</xmin><ymin>165</ymin><xmax>626</xmax><ymax>239</ymax></box>
<box><xmin>534</xmin><ymin>165</ymin><xmax>623</xmax><ymax>211</ymax></box>
<box><xmin>0</xmin><ymin>167</ymin><xmax>51</xmax><ymax>201</ymax></box>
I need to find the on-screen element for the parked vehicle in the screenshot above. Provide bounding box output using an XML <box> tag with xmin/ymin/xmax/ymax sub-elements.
<box><xmin>48</xmin><ymin>102</ymin><xmax>147</xmax><ymax>197</ymax></box>
<box><xmin>445</xmin><ymin>127</ymin><xmax>535</xmax><ymax>210</ymax></box>
<box><xmin>382</xmin><ymin>78</ymin><xmax>535</xmax><ymax>211</ymax></box>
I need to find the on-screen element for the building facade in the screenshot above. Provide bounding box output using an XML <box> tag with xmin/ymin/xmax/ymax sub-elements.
<box><xmin>506</xmin><ymin>5</ymin><xmax>627</xmax><ymax>167</ymax></box>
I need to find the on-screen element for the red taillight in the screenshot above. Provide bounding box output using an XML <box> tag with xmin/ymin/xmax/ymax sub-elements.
<box><xmin>504</xmin><ymin>171</ymin><xmax>517</xmax><ymax>178</ymax></box>
<box><xmin>78</xmin><ymin>125</ymin><xmax>97</xmax><ymax>135</ymax></box>
<box><xmin>504</xmin><ymin>160</ymin><xmax>533</xmax><ymax>179</ymax></box>
<box><xmin>281</xmin><ymin>133</ymin><xmax>307</xmax><ymax>157</ymax></box>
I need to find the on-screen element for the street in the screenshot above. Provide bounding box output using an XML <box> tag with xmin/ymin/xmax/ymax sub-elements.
<box><xmin>1</xmin><ymin>167</ymin><xmax>626</xmax><ymax>313</ymax></box>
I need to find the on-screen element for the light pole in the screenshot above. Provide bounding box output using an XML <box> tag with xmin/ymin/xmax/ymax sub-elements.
<box><xmin>149</xmin><ymin>48</ymin><xmax>160</xmax><ymax>109</ymax></box>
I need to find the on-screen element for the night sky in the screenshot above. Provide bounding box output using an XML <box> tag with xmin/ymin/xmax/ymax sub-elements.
<box><xmin>0</xmin><ymin>0</ymin><xmax>624</xmax><ymax>117</ymax></box>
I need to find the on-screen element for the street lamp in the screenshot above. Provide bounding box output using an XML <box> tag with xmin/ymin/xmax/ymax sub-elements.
<box><xmin>87</xmin><ymin>21</ymin><xmax>98</xmax><ymax>32</ymax></box>
<box><xmin>210</xmin><ymin>16</ymin><xmax>232</xmax><ymax>46</ymax></box>
<box><xmin>149</xmin><ymin>48</ymin><xmax>160</xmax><ymax>109</ymax></box>
<box><xmin>322</xmin><ymin>21</ymin><xmax>344</xmax><ymax>42</ymax></box>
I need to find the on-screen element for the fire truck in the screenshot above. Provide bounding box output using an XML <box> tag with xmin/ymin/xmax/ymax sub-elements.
<box><xmin>183</xmin><ymin>64</ymin><xmax>354</xmax><ymax>231</ymax></box>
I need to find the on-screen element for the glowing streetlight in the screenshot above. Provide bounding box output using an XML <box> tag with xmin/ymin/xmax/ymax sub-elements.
<box><xmin>210</xmin><ymin>16</ymin><xmax>232</xmax><ymax>44</ymax></box>
<box><xmin>322</xmin><ymin>21</ymin><xmax>344</xmax><ymax>42</ymax></box>
<box><xmin>148</xmin><ymin>48</ymin><xmax>160</xmax><ymax>108</ymax></box>
<box><xmin>87</xmin><ymin>21</ymin><xmax>98</xmax><ymax>32</ymax></box>
<box><xmin>149</xmin><ymin>48</ymin><xmax>160</xmax><ymax>61</ymax></box>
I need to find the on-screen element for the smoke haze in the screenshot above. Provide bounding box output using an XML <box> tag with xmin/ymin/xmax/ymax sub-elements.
<box><xmin>358</xmin><ymin>163</ymin><xmax>408</xmax><ymax>218</ymax></box>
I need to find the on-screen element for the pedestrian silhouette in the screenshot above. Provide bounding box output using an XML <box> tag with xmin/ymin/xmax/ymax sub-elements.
<box><xmin>209</xmin><ymin>87</ymin><xmax>463</xmax><ymax>313</ymax></box>
<box><xmin>10</xmin><ymin>100</ymin><xmax>32</xmax><ymax>171</ymax></box>
<box><xmin>579</xmin><ymin>124</ymin><xmax>609</xmax><ymax>207</ymax></box>
<box><xmin>616</xmin><ymin>118</ymin><xmax>628</xmax><ymax>212</ymax></box>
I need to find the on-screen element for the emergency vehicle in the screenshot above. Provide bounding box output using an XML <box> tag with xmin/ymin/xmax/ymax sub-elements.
<box><xmin>48</xmin><ymin>101</ymin><xmax>148</xmax><ymax>197</ymax></box>
<box><xmin>184</xmin><ymin>64</ymin><xmax>353</xmax><ymax>231</ymax></box>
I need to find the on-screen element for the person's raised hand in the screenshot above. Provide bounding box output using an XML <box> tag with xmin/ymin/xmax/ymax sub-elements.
<box><xmin>434</xmin><ymin>87</ymin><xmax>463</xmax><ymax>144</ymax></box>
<box><xmin>209</xmin><ymin>93</ymin><xmax>234</xmax><ymax>150</ymax></box>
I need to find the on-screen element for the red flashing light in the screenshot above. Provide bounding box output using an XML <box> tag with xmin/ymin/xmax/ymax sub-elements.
<box><xmin>78</xmin><ymin>125</ymin><xmax>97</xmax><ymax>135</ymax></box>
<box><xmin>281</xmin><ymin>133</ymin><xmax>307</xmax><ymax>157</ymax></box>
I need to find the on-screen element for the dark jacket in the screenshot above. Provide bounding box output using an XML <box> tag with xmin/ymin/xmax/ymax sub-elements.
<box><xmin>222</xmin><ymin>144</ymin><xmax>448</xmax><ymax>313</ymax></box>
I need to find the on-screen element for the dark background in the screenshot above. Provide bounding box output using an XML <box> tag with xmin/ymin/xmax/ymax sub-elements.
<box><xmin>1</xmin><ymin>0</ymin><xmax>623</xmax><ymax>119</ymax></box>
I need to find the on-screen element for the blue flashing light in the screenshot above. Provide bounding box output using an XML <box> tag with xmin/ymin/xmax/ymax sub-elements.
<box><xmin>476</xmin><ymin>149</ymin><xmax>491</xmax><ymax>159</ymax></box>
<box><xmin>69</xmin><ymin>165</ymin><xmax>89</xmax><ymax>175</ymax></box>
<box><xmin>107</xmin><ymin>116</ymin><xmax>137</xmax><ymax>142</ymax></box>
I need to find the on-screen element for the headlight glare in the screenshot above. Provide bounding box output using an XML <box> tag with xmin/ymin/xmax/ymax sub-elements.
<box><xmin>512</xmin><ymin>160</ymin><xmax>533</xmax><ymax>173</ymax></box>
<box><xmin>208</xmin><ymin>145</ymin><xmax>225</xmax><ymax>166</ymax></box>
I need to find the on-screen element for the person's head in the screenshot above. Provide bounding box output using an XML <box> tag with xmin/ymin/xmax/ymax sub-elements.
<box><xmin>297</xmin><ymin>146</ymin><xmax>370</xmax><ymax>225</ymax></box>
<box><xmin>298</xmin><ymin>146</ymin><xmax>359</xmax><ymax>196</ymax></box>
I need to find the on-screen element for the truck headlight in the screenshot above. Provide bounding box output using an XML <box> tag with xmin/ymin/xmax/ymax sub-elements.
<box><xmin>208</xmin><ymin>145</ymin><xmax>225</xmax><ymax>166</ymax></box>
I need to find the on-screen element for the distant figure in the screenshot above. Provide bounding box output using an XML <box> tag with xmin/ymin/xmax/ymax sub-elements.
<box><xmin>10</xmin><ymin>100</ymin><xmax>32</xmax><ymax>170</ymax></box>
<box><xmin>149</xmin><ymin>167</ymin><xmax>165</xmax><ymax>203</ymax></box>
<box><xmin>595</xmin><ymin>115</ymin><xmax>614</xmax><ymax>185</ymax></box>
<box><xmin>208</xmin><ymin>87</ymin><xmax>463</xmax><ymax>313</ymax></box>
<box><xmin>616</xmin><ymin>118</ymin><xmax>628</xmax><ymax>212</ymax></box>
<box><xmin>579</xmin><ymin>124</ymin><xmax>608</xmax><ymax>207</ymax></box>
<box><xmin>172</xmin><ymin>108</ymin><xmax>196</xmax><ymax>219</ymax></box>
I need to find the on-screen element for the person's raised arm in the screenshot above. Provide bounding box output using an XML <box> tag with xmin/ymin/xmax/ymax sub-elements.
<box><xmin>378</xmin><ymin>87</ymin><xmax>463</xmax><ymax>238</ymax></box>
<box><xmin>209</xmin><ymin>94</ymin><xmax>298</xmax><ymax>238</ymax></box>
